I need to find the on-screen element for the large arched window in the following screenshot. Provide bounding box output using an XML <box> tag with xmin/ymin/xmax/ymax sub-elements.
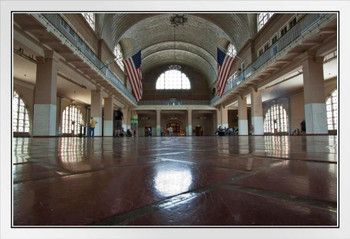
<box><xmin>13</xmin><ymin>91</ymin><xmax>30</xmax><ymax>133</ymax></box>
<box><xmin>227</xmin><ymin>43</ymin><xmax>237</xmax><ymax>58</ymax></box>
<box><xmin>61</xmin><ymin>105</ymin><xmax>84</xmax><ymax>135</ymax></box>
<box><xmin>82</xmin><ymin>13</ymin><xmax>95</xmax><ymax>30</ymax></box>
<box><xmin>264</xmin><ymin>104</ymin><xmax>288</xmax><ymax>133</ymax></box>
<box><xmin>326</xmin><ymin>89</ymin><xmax>337</xmax><ymax>130</ymax></box>
<box><xmin>156</xmin><ymin>69</ymin><xmax>191</xmax><ymax>90</ymax></box>
<box><xmin>257</xmin><ymin>13</ymin><xmax>275</xmax><ymax>31</ymax></box>
<box><xmin>114</xmin><ymin>44</ymin><xmax>124</xmax><ymax>71</ymax></box>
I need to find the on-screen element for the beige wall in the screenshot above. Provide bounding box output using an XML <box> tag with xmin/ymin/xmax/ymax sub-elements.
<box><xmin>192</xmin><ymin>111</ymin><xmax>215</xmax><ymax>135</ymax></box>
<box><xmin>289</xmin><ymin>91</ymin><xmax>305</xmax><ymax>132</ymax></box>
<box><xmin>137</xmin><ymin>111</ymin><xmax>156</xmax><ymax>136</ymax></box>
<box><xmin>142</xmin><ymin>65</ymin><xmax>210</xmax><ymax>101</ymax></box>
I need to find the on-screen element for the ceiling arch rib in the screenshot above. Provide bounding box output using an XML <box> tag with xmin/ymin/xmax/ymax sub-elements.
<box><xmin>98</xmin><ymin>13</ymin><xmax>256</xmax><ymax>54</ymax></box>
<box><xmin>142</xmin><ymin>49</ymin><xmax>215</xmax><ymax>83</ymax></box>
<box><xmin>121</xmin><ymin>14</ymin><xmax>230</xmax><ymax>58</ymax></box>
<box><xmin>141</xmin><ymin>40</ymin><xmax>217</xmax><ymax>72</ymax></box>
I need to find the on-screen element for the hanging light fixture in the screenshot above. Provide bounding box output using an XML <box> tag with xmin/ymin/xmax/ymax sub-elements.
<box><xmin>169</xmin><ymin>14</ymin><xmax>188</xmax><ymax>71</ymax></box>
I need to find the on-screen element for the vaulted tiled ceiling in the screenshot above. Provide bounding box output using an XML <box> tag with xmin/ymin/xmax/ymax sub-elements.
<box><xmin>96</xmin><ymin>13</ymin><xmax>257</xmax><ymax>85</ymax></box>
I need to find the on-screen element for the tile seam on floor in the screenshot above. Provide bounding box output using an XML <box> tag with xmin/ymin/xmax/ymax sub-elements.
<box><xmin>93</xmin><ymin>161</ymin><xmax>284</xmax><ymax>225</ymax></box>
<box><xmin>251</xmin><ymin>154</ymin><xmax>337</xmax><ymax>164</ymax></box>
<box><xmin>12</xmin><ymin>158</ymin><xmax>164</xmax><ymax>185</ymax></box>
<box><xmin>222</xmin><ymin>185</ymin><xmax>337</xmax><ymax>212</ymax></box>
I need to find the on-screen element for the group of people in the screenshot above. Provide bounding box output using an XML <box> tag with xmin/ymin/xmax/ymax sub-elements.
<box><xmin>216</xmin><ymin>126</ymin><xmax>238</xmax><ymax>136</ymax></box>
<box><xmin>89</xmin><ymin>107</ymin><xmax>139</xmax><ymax>137</ymax></box>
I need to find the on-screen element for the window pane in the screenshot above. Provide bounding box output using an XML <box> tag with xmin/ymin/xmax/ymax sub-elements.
<box><xmin>156</xmin><ymin>69</ymin><xmax>191</xmax><ymax>90</ymax></box>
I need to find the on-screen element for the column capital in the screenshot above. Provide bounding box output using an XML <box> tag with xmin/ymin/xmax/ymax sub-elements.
<box><xmin>250</xmin><ymin>85</ymin><xmax>259</xmax><ymax>93</ymax></box>
<box><xmin>300</xmin><ymin>50</ymin><xmax>322</xmax><ymax>63</ymax></box>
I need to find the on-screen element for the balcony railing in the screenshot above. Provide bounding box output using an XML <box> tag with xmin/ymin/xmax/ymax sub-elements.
<box><xmin>211</xmin><ymin>13</ymin><xmax>330</xmax><ymax>105</ymax></box>
<box><xmin>38</xmin><ymin>14</ymin><xmax>137</xmax><ymax>104</ymax></box>
<box><xmin>138</xmin><ymin>100</ymin><xmax>210</xmax><ymax>106</ymax></box>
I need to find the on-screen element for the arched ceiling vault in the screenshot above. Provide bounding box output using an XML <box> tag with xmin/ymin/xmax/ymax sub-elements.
<box><xmin>142</xmin><ymin>41</ymin><xmax>216</xmax><ymax>77</ymax></box>
<box><xmin>97</xmin><ymin>13</ymin><xmax>257</xmax><ymax>85</ymax></box>
<box><xmin>143</xmin><ymin>49</ymin><xmax>214</xmax><ymax>82</ymax></box>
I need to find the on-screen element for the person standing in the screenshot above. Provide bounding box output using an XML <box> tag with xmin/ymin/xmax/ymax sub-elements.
<box><xmin>167</xmin><ymin>126</ymin><xmax>173</xmax><ymax>136</ymax></box>
<box><xmin>115</xmin><ymin>107</ymin><xmax>123</xmax><ymax>137</ymax></box>
<box><xmin>89</xmin><ymin>117</ymin><xmax>97</xmax><ymax>137</ymax></box>
<box><xmin>130</xmin><ymin>111</ymin><xmax>138</xmax><ymax>137</ymax></box>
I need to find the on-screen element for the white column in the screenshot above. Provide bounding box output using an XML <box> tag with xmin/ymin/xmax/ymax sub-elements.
<box><xmin>33</xmin><ymin>51</ymin><xmax>57</xmax><ymax>136</ymax></box>
<box><xmin>156</xmin><ymin>109</ymin><xmax>161</xmax><ymax>136</ymax></box>
<box><xmin>251</xmin><ymin>88</ymin><xmax>264</xmax><ymax>135</ymax></box>
<box><xmin>302</xmin><ymin>54</ymin><xmax>328</xmax><ymax>134</ymax></box>
<box><xmin>122</xmin><ymin>107</ymin><xmax>130</xmax><ymax>130</ymax></box>
<box><xmin>103</xmin><ymin>97</ymin><xmax>113</xmax><ymax>136</ymax></box>
<box><xmin>221</xmin><ymin>106</ymin><xmax>228</xmax><ymax>129</ymax></box>
<box><xmin>238</xmin><ymin>96</ymin><xmax>248</xmax><ymax>135</ymax></box>
<box><xmin>90</xmin><ymin>88</ymin><xmax>102</xmax><ymax>136</ymax></box>
<box><xmin>186</xmin><ymin>109</ymin><xmax>192</xmax><ymax>136</ymax></box>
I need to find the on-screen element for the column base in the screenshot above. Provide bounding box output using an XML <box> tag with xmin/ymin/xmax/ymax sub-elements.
<box><xmin>93</xmin><ymin>117</ymin><xmax>102</xmax><ymax>136</ymax></box>
<box><xmin>252</xmin><ymin>116</ymin><xmax>264</xmax><ymax>135</ymax></box>
<box><xmin>305</xmin><ymin>103</ymin><xmax>328</xmax><ymax>134</ymax></box>
<box><xmin>238</xmin><ymin>119</ymin><xmax>248</xmax><ymax>135</ymax></box>
<box><xmin>103</xmin><ymin>120</ymin><xmax>113</xmax><ymax>136</ymax></box>
<box><xmin>33</xmin><ymin>104</ymin><xmax>57</xmax><ymax>136</ymax></box>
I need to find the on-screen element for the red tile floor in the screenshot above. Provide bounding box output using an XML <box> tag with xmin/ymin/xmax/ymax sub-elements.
<box><xmin>12</xmin><ymin>136</ymin><xmax>337</xmax><ymax>226</ymax></box>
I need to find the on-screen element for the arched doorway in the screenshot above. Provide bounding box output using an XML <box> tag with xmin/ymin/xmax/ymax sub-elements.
<box><xmin>165</xmin><ymin>121</ymin><xmax>184</xmax><ymax>136</ymax></box>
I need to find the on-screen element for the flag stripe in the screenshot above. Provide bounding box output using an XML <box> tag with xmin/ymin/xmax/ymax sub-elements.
<box><xmin>123</xmin><ymin>60</ymin><xmax>140</xmax><ymax>101</ymax></box>
<box><xmin>126</xmin><ymin>58</ymin><xmax>141</xmax><ymax>100</ymax></box>
<box><xmin>218</xmin><ymin>57</ymin><xmax>235</xmax><ymax>96</ymax></box>
<box><xmin>216</xmin><ymin>47</ymin><xmax>236</xmax><ymax>98</ymax></box>
<box><xmin>124</xmin><ymin>59</ymin><xmax>141</xmax><ymax>101</ymax></box>
<box><xmin>122</xmin><ymin>50</ymin><xmax>143</xmax><ymax>102</ymax></box>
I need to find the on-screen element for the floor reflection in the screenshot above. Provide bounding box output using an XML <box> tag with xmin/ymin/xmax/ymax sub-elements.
<box><xmin>154</xmin><ymin>167</ymin><xmax>192</xmax><ymax>197</ymax></box>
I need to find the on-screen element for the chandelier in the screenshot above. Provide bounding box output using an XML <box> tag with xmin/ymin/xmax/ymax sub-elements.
<box><xmin>169</xmin><ymin>14</ymin><xmax>188</xmax><ymax>26</ymax></box>
<box><xmin>168</xmin><ymin>65</ymin><xmax>181</xmax><ymax>70</ymax></box>
<box><xmin>169</xmin><ymin>14</ymin><xmax>188</xmax><ymax>63</ymax></box>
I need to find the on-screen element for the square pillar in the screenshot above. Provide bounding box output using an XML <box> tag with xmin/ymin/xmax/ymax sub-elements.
<box><xmin>302</xmin><ymin>54</ymin><xmax>328</xmax><ymax>134</ymax></box>
<box><xmin>33</xmin><ymin>51</ymin><xmax>58</xmax><ymax>136</ymax></box>
<box><xmin>122</xmin><ymin>107</ymin><xmax>130</xmax><ymax>130</ymax></box>
<box><xmin>186</xmin><ymin>109</ymin><xmax>192</xmax><ymax>136</ymax></box>
<box><xmin>91</xmin><ymin>88</ymin><xmax>102</xmax><ymax>136</ymax></box>
<box><xmin>103</xmin><ymin>97</ymin><xmax>113</xmax><ymax>136</ymax></box>
<box><xmin>221</xmin><ymin>106</ymin><xmax>228</xmax><ymax>129</ymax></box>
<box><xmin>156</xmin><ymin>109</ymin><xmax>161</xmax><ymax>136</ymax></box>
<box><xmin>238</xmin><ymin>96</ymin><xmax>248</xmax><ymax>135</ymax></box>
<box><xmin>251</xmin><ymin>88</ymin><xmax>264</xmax><ymax>135</ymax></box>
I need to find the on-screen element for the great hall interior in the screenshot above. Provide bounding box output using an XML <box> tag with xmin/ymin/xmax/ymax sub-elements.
<box><xmin>6</xmin><ymin>9</ymin><xmax>342</xmax><ymax>233</ymax></box>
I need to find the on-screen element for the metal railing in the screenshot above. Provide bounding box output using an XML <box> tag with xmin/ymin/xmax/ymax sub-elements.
<box><xmin>39</xmin><ymin>14</ymin><xmax>137</xmax><ymax>104</ymax></box>
<box><xmin>138</xmin><ymin>99</ymin><xmax>210</xmax><ymax>105</ymax></box>
<box><xmin>211</xmin><ymin>14</ymin><xmax>329</xmax><ymax>105</ymax></box>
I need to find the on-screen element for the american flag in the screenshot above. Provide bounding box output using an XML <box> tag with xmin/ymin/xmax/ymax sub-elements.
<box><xmin>123</xmin><ymin>50</ymin><xmax>143</xmax><ymax>101</ymax></box>
<box><xmin>216</xmin><ymin>47</ymin><xmax>236</xmax><ymax>98</ymax></box>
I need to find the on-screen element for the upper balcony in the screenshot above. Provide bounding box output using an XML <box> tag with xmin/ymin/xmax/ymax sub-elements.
<box><xmin>16</xmin><ymin>13</ymin><xmax>137</xmax><ymax>106</ymax></box>
<box><xmin>210</xmin><ymin>13</ymin><xmax>337</xmax><ymax>106</ymax></box>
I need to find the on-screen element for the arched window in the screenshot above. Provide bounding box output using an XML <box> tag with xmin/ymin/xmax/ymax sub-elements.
<box><xmin>227</xmin><ymin>43</ymin><xmax>237</xmax><ymax>58</ymax></box>
<box><xmin>13</xmin><ymin>91</ymin><xmax>30</xmax><ymax>133</ymax></box>
<box><xmin>264</xmin><ymin>104</ymin><xmax>288</xmax><ymax>133</ymax></box>
<box><xmin>82</xmin><ymin>13</ymin><xmax>95</xmax><ymax>30</ymax></box>
<box><xmin>61</xmin><ymin>105</ymin><xmax>84</xmax><ymax>135</ymax></box>
<box><xmin>114</xmin><ymin>44</ymin><xmax>124</xmax><ymax>71</ymax></box>
<box><xmin>257</xmin><ymin>13</ymin><xmax>275</xmax><ymax>31</ymax></box>
<box><xmin>326</xmin><ymin>89</ymin><xmax>337</xmax><ymax>130</ymax></box>
<box><xmin>156</xmin><ymin>69</ymin><xmax>191</xmax><ymax>90</ymax></box>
